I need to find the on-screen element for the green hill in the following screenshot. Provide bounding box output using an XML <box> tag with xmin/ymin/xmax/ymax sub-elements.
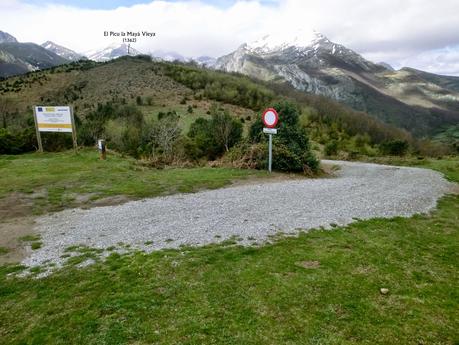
<box><xmin>0</xmin><ymin>56</ymin><xmax>452</xmax><ymax>157</ymax></box>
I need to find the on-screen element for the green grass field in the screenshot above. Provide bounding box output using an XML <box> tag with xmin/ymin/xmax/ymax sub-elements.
<box><xmin>0</xmin><ymin>149</ymin><xmax>269</xmax><ymax>215</ymax></box>
<box><xmin>360</xmin><ymin>156</ymin><xmax>459</xmax><ymax>183</ymax></box>
<box><xmin>0</xmin><ymin>153</ymin><xmax>458</xmax><ymax>344</ymax></box>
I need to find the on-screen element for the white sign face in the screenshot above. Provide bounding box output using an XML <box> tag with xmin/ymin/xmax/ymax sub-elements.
<box><xmin>263</xmin><ymin>110</ymin><xmax>277</xmax><ymax>126</ymax></box>
<box><xmin>35</xmin><ymin>106</ymin><xmax>73</xmax><ymax>133</ymax></box>
<box><xmin>263</xmin><ymin>128</ymin><xmax>278</xmax><ymax>134</ymax></box>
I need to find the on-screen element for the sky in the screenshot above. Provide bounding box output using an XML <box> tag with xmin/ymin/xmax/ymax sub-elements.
<box><xmin>2</xmin><ymin>0</ymin><xmax>459</xmax><ymax>76</ymax></box>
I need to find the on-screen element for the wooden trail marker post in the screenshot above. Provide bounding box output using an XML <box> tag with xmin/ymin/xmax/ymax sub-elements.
<box><xmin>33</xmin><ymin>105</ymin><xmax>77</xmax><ymax>153</ymax></box>
<box><xmin>262</xmin><ymin>108</ymin><xmax>279</xmax><ymax>173</ymax></box>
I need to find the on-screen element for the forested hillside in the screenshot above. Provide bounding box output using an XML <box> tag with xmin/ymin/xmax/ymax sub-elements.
<box><xmin>0</xmin><ymin>56</ymin><xmax>454</xmax><ymax>166</ymax></box>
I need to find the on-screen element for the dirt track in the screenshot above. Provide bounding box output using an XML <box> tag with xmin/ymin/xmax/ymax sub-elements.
<box><xmin>20</xmin><ymin>160</ymin><xmax>454</xmax><ymax>269</ymax></box>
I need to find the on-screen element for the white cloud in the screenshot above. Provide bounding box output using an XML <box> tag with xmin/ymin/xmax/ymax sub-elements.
<box><xmin>2</xmin><ymin>0</ymin><xmax>459</xmax><ymax>75</ymax></box>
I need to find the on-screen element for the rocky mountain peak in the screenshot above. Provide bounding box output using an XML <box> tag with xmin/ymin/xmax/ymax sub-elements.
<box><xmin>0</xmin><ymin>31</ymin><xmax>18</xmax><ymax>43</ymax></box>
<box><xmin>85</xmin><ymin>43</ymin><xmax>141</xmax><ymax>62</ymax></box>
<box><xmin>41</xmin><ymin>40</ymin><xmax>83</xmax><ymax>61</ymax></box>
<box><xmin>244</xmin><ymin>29</ymin><xmax>331</xmax><ymax>54</ymax></box>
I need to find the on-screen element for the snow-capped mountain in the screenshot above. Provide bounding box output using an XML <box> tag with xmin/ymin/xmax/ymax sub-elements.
<box><xmin>378</xmin><ymin>62</ymin><xmax>394</xmax><ymax>71</ymax></box>
<box><xmin>215</xmin><ymin>30</ymin><xmax>385</xmax><ymax>76</ymax></box>
<box><xmin>214</xmin><ymin>30</ymin><xmax>387</xmax><ymax>106</ymax></box>
<box><xmin>0</xmin><ymin>31</ymin><xmax>69</xmax><ymax>77</ymax></box>
<box><xmin>149</xmin><ymin>51</ymin><xmax>216</xmax><ymax>66</ymax></box>
<box><xmin>41</xmin><ymin>41</ymin><xmax>83</xmax><ymax>61</ymax></box>
<box><xmin>194</xmin><ymin>55</ymin><xmax>217</xmax><ymax>67</ymax></box>
<box><xmin>214</xmin><ymin>30</ymin><xmax>459</xmax><ymax>136</ymax></box>
<box><xmin>86</xmin><ymin>43</ymin><xmax>142</xmax><ymax>62</ymax></box>
<box><xmin>151</xmin><ymin>50</ymin><xmax>189</xmax><ymax>62</ymax></box>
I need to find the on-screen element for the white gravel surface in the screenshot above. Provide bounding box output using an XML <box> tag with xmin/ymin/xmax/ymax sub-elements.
<box><xmin>23</xmin><ymin>160</ymin><xmax>454</xmax><ymax>268</ymax></box>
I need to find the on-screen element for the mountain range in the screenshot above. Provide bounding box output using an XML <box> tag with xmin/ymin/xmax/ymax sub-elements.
<box><xmin>41</xmin><ymin>41</ymin><xmax>83</xmax><ymax>61</ymax></box>
<box><xmin>214</xmin><ymin>31</ymin><xmax>459</xmax><ymax>136</ymax></box>
<box><xmin>84</xmin><ymin>43</ymin><xmax>141</xmax><ymax>62</ymax></box>
<box><xmin>0</xmin><ymin>32</ymin><xmax>69</xmax><ymax>77</ymax></box>
<box><xmin>1</xmin><ymin>29</ymin><xmax>458</xmax><ymax>137</ymax></box>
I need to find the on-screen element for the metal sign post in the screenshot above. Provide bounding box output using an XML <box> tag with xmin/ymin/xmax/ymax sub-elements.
<box><xmin>262</xmin><ymin>108</ymin><xmax>279</xmax><ymax>173</ymax></box>
<box><xmin>268</xmin><ymin>133</ymin><xmax>273</xmax><ymax>173</ymax></box>
<box><xmin>263</xmin><ymin>128</ymin><xmax>278</xmax><ymax>172</ymax></box>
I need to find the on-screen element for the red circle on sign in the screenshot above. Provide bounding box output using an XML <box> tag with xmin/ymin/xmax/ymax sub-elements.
<box><xmin>262</xmin><ymin>108</ymin><xmax>279</xmax><ymax>128</ymax></box>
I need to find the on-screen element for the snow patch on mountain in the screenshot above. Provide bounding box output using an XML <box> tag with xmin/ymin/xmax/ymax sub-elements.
<box><xmin>85</xmin><ymin>43</ymin><xmax>142</xmax><ymax>62</ymax></box>
<box><xmin>150</xmin><ymin>50</ymin><xmax>189</xmax><ymax>62</ymax></box>
<box><xmin>41</xmin><ymin>41</ymin><xmax>83</xmax><ymax>61</ymax></box>
<box><xmin>246</xmin><ymin>29</ymin><xmax>328</xmax><ymax>54</ymax></box>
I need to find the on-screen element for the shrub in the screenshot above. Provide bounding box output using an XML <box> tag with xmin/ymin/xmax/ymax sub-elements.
<box><xmin>212</xmin><ymin>110</ymin><xmax>243</xmax><ymax>152</ymax></box>
<box><xmin>223</xmin><ymin>142</ymin><xmax>266</xmax><ymax>169</ymax></box>
<box><xmin>143</xmin><ymin>112</ymin><xmax>182</xmax><ymax>156</ymax></box>
<box><xmin>105</xmin><ymin>119</ymin><xmax>143</xmax><ymax>157</ymax></box>
<box><xmin>249</xmin><ymin>101</ymin><xmax>318</xmax><ymax>172</ymax></box>
<box><xmin>187</xmin><ymin>109</ymin><xmax>242</xmax><ymax>160</ymax></box>
<box><xmin>324</xmin><ymin>140</ymin><xmax>339</xmax><ymax>156</ymax></box>
<box><xmin>186</xmin><ymin>118</ymin><xmax>220</xmax><ymax>160</ymax></box>
<box><xmin>0</xmin><ymin>127</ymin><xmax>36</xmax><ymax>154</ymax></box>
<box><xmin>380</xmin><ymin>140</ymin><xmax>409</xmax><ymax>156</ymax></box>
<box><xmin>79</xmin><ymin>103</ymin><xmax>144</xmax><ymax>147</ymax></box>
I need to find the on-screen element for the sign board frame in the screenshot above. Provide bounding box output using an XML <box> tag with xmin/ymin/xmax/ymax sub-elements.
<box><xmin>33</xmin><ymin>105</ymin><xmax>78</xmax><ymax>153</ymax></box>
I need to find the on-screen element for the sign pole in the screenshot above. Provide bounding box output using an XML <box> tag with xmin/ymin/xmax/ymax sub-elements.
<box><xmin>70</xmin><ymin>106</ymin><xmax>78</xmax><ymax>153</ymax></box>
<box><xmin>32</xmin><ymin>107</ymin><xmax>43</xmax><ymax>153</ymax></box>
<box><xmin>262</xmin><ymin>108</ymin><xmax>278</xmax><ymax>174</ymax></box>
<box><xmin>268</xmin><ymin>133</ymin><xmax>273</xmax><ymax>173</ymax></box>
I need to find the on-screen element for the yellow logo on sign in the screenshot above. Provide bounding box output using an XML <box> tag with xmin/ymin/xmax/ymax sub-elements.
<box><xmin>45</xmin><ymin>107</ymin><xmax>55</xmax><ymax>112</ymax></box>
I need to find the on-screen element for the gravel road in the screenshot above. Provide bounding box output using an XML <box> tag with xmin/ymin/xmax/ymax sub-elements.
<box><xmin>23</xmin><ymin>160</ymin><xmax>454</xmax><ymax>268</ymax></box>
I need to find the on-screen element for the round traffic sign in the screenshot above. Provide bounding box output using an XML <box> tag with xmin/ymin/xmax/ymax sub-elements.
<box><xmin>262</xmin><ymin>108</ymin><xmax>279</xmax><ymax>128</ymax></box>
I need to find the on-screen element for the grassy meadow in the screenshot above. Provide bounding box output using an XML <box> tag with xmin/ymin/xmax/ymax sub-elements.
<box><xmin>0</xmin><ymin>149</ymin><xmax>270</xmax><ymax>215</ymax></box>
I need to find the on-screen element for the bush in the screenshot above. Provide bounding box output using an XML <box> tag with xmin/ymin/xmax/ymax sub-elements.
<box><xmin>0</xmin><ymin>127</ymin><xmax>36</xmax><ymax>154</ymax></box>
<box><xmin>324</xmin><ymin>140</ymin><xmax>339</xmax><ymax>156</ymax></box>
<box><xmin>380</xmin><ymin>140</ymin><xmax>409</xmax><ymax>156</ymax></box>
<box><xmin>79</xmin><ymin>103</ymin><xmax>145</xmax><ymax>156</ymax></box>
<box><xmin>79</xmin><ymin>103</ymin><xmax>144</xmax><ymax>148</ymax></box>
<box><xmin>143</xmin><ymin>112</ymin><xmax>182</xmax><ymax>157</ymax></box>
<box><xmin>187</xmin><ymin>108</ymin><xmax>242</xmax><ymax>160</ymax></box>
<box><xmin>249</xmin><ymin>101</ymin><xmax>318</xmax><ymax>172</ymax></box>
<box><xmin>223</xmin><ymin>142</ymin><xmax>266</xmax><ymax>169</ymax></box>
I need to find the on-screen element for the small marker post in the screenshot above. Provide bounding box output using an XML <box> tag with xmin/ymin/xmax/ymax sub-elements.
<box><xmin>98</xmin><ymin>139</ymin><xmax>106</xmax><ymax>160</ymax></box>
